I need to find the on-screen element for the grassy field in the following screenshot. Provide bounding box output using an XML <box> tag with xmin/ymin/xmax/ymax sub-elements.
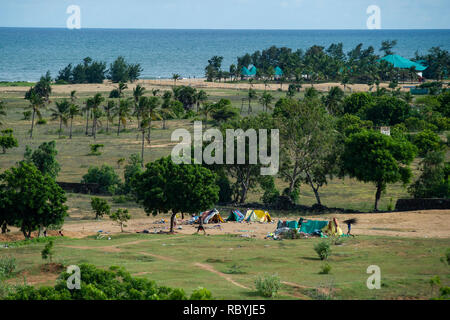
<box><xmin>0</xmin><ymin>85</ymin><xmax>413</xmax><ymax>212</ymax></box>
<box><xmin>2</xmin><ymin>233</ymin><xmax>449</xmax><ymax>300</ymax></box>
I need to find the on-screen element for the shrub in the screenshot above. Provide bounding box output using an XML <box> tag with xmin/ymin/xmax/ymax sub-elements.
<box><xmin>314</xmin><ymin>241</ymin><xmax>331</xmax><ymax>260</ymax></box>
<box><xmin>91</xmin><ymin>197</ymin><xmax>111</xmax><ymax>219</ymax></box>
<box><xmin>41</xmin><ymin>240</ymin><xmax>54</xmax><ymax>262</ymax></box>
<box><xmin>82</xmin><ymin>165</ymin><xmax>121</xmax><ymax>194</ymax></box>
<box><xmin>255</xmin><ymin>273</ymin><xmax>281</xmax><ymax>298</ymax></box>
<box><xmin>319</xmin><ymin>263</ymin><xmax>332</xmax><ymax>274</ymax></box>
<box><xmin>412</xmin><ymin>129</ymin><xmax>444</xmax><ymax>157</ymax></box>
<box><xmin>6</xmin><ymin>264</ymin><xmax>210</xmax><ymax>300</ymax></box>
<box><xmin>109</xmin><ymin>208</ymin><xmax>131</xmax><ymax>232</ymax></box>
<box><xmin>190</xmin><ymin>287</ymin><xmax>213</xmax><ymax>300</ymax></box>
<box><xmin>0</xmin><ymin>129</ymin><xmax>18</xmax><ymax>154</ymax></box>
<box><xmin>37</xmin><ymin>118</ymin><xmax>47</xmax><ymax>125</ymax></box>
<box><xmin>89</xmin><ymin>144</ymin><xmax>104</xmax><ymax>155</ymax></box>
<box><xmin>22</xmin><ymin>111</ymin><xmax>32</xmax><ymax>120</ymax></box>
<box><xmin>408</xmin><ymin>151</ymin><xmax>450</xmax><ymax>198</ymax></box>
<box><xmin>0</xmin><ymin>256</ymin><xmax>16</xmax><ymax>278</ymax></box>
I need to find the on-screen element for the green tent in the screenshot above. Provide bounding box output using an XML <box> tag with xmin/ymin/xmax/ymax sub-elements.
<box><xmin>277</xmin><ymin>220</ymin><xmax>298</xmax><ymax>229</ymax></box>
<box><xmin>379</xmin><ymin>54</ymin><xmax>427</xmax><ymax>71</ymax></box>
<box><xmin>299</xmin><ymin>220</ymin><xmax>329</xmax><ymax>234</ymax></box>
<box><xmin>275</xmin><ymin>66</ymin><xmax>283</xmax><ymax>76</ymax></box>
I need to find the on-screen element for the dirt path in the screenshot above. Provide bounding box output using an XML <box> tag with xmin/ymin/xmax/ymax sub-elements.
<box><xmin>194</xmin><ymin>262</ymin><xmax>250</xmax><ymax>290</ymax></box>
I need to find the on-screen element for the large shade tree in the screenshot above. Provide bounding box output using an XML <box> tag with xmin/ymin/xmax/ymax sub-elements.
<box><xmin>341</xmin><ymin>129</ymin><xmax>416</xmax><ymax>211</ymax></box>
<box><xmin>133</xmin><ymin>157</ymin><xmax>219</xmax><ymax>233</ymax></box>
<box><xmin>0</xmin><ymin>162</ymin><xmax>68</xmax><ymax>238</ymax></box>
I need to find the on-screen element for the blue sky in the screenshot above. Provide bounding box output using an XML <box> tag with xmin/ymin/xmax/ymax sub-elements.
<box><xmin>1</xmin><ymin>0</ymin><xmax>449</xmax><ymax>29</ymax></box>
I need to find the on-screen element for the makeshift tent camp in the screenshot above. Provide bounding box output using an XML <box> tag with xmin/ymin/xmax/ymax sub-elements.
<box><xmin>244</xmin><ymin>210</ymin><xmax>272</xmax><ymax>223</ymax></box>
<box><xmin>277</xmin><ymin>220</ymin><xmax>298</xmax><ymax>229</ymax></box>
<box><xmin>380</xmin><ymin>54</ymin><xmax>427</xmax><ymax>71</ymax></box>
<box><xmin>200</xmin><ymin>209</ymin><xmax>224</xmax><ymax>224</ymax></box>
<box><xmin>226</xmin><ymin>210</ymin><xmax>244</xmax><ymax>222</ymax></box>
<box><xmin>299</xmin><ymin>220</ymin><xmax>329</xmax><ymax>234</ymax></box>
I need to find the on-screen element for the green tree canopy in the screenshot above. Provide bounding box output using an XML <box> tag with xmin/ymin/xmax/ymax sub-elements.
<box><xmin>0</xmin><ymin>162</ymin><xmax>67</xmax><ymax>238</ymax></box>
<box><xmin>133</xmin><ymin>157</ymin><xmax>219</xmax><ymax>232</ymax></box>
<box><xmin>24</xmin><ymin>141</ymin><xmax>60</xmax><ymax>179</ymax></box>
<box><xmin>341</xmin><ymin>129</ymin><xmax>417</xmax><ymax>211</ymax></box>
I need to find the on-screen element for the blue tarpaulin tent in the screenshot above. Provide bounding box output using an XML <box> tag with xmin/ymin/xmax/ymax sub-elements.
<box><xmin>379</xmin><ymin>54</ymin><xmax>427</xmax><ymax>71</ymax></box>
<box><xmin>275</xmin><ymin>66</ymin><xmax>283</xmax><ymax>76</ymax></box>
<box><xmin>241</xmin><ymin>66</ymin><xmax>251</xmax><ymax>76</ymax></box>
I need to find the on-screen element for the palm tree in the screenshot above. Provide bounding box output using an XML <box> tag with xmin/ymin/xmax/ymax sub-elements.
<box><xmin>70</xmin><ymin>90</ymin><xmax>77</xmax><ymax>103</ymax></box>
<box><xmin>27</xmin><ymin>91</ymin><xmax>45</xmax><ymax>139</ymax></box>
<box><xmin>91</xmin><ymin>93</ymin><xmax>105</xmax><ymax>139</ymax></box>
<box><xmin>114</xmin><ymin>99</ymin><xmax>132</xmax><ymax>136</ymax></box>
<box><xmin>0</xmin><ymin>100</ymin><xmax>6</xmax><ymax>126</ymax></box>
<box><xmin>322</xmin><ymin>86</ymin><xmax>344</xmax><ymax>115</ymax></box>
<box><xmin>68</xmin><ymin>103</ymin><xmax>80</xmax><ymax>139</ymax></box>
<box><xmin>247</xmin><ymin>88</ymin><xmax>257</xmax><ymax>114</ymax></box>
<box><xmin>199</xmin><ymin>102</ymin><xmax>216</xmax><ymax>129</ymax></box>
<box><xmin>104</xmin><ymin>100</ymin><xmax>115</xmax><ymax>134</ymax></box>
<box><xmin>118</xmin><ymin>82</ymin><xmax>128</xmax><ymax>97</ymax></box>
<box><xmin>172</xmin><ymin>74</ymin><xmax>181</xmax><ymax>86</ymax></box>
<box><xmin>196</xmin><ymin>90</ymin><xmax>208</xmax><ymax>112</ymax></box>
<box><xmin>83</xmin><ymin>98</ymin><xmax>94</xmax><ymax>136</ymax></box>
<box><xmin>51</xmin><ymin>99</ymin><xmax>70</xmax><ymax>138</ymax></box>
<box><xmin>139</xmin><ymin>117</ymin><xmax>150</xmax><ymax>167</ymax></box>
<box><xmin>133</xmin><ymin>84</ymin><xmax>145</xmax><ymax>128</ymax></box>
<box><xmin>143</xmin><ymin>96</ymin><xmax>162</xmax><ymax>144</ymax></box>
<box><xmin>259</xmin><ymin>92</ymin><xmax>274</xmax><ymax>113</ymax></box>
<box><xmin>160</xmin><ymin>95</ymin><xmax>175</xmax><ymax>130</ymax></box>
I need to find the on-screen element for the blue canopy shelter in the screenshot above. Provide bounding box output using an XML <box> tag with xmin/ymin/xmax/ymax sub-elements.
<box><xmin>379</xmin><ymin>54</ymin><xmax>427</xmax><ymax>71</ymax></box>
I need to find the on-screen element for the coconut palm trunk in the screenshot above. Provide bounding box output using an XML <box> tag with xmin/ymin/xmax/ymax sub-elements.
<box><xmin>30</xmin><ymin>108</ymin><xmax>36</xmax><ymax>138</ymax></box>
<box><xmin>70</xmin><ymin>116</ymin><xmax>74</xmax><ymax>139</ymax></box>
<box><xmin>59</xmin><ymin>117</ymin><xmax>63</xmax><ymax>139</ymax></box>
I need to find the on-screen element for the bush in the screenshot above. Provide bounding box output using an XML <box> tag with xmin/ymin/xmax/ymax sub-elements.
<box><xmin>6</xmin><ymin>264</ymin><xmax>210</xmax><ymax>300</ymax></box>
<box><xmin>82</xmin><ymin>165</ymin><xmax>121</xmax><ymax>194</ymax></box>
<box><xmin>0</xmin><ymin>256</ymin><xmax>16</xmax><ymax>278</ymax></box>
<box><xmin>412</xmin><ymin>129</ymin><xmax>444</xmax><ymax>157</ymax></box>
<box><xmin>89</xmin><ymin>144</ymin><xmax>104</xmax><ymax>155</ymax></box>
<box><xmin>190</xmin><ymin>287</ymin><xmax>213</xmax><ymax>300</ymax></box>
<box><xmin>319</xmin><ymin>263</ymin><xmax>332</xmax><ymax>274</ymax></box>
<box><xmin>22</xmin><ymin>111</ymin><xmax>32</xmax><ymax>120</ymax></box>
<box><xmin>255</xmin><ymin>273</ymin><xmax>281</xmax><ymax>298</ymax></box>
<box><xmin>41</xmin><ymin>240</ymin><xmax>54</xmax><ymax>262</ymax></box>
<box><xmin>36</xmin><ymin>118</ymin><xmax>47</xmax><ymax>125</ymax></box>
<box><xmin>314</xmin><ymin>241</ymin><xmax>331</xmax><ymax>260</ymax></box>
<box><xmin>91</xmin><ymin>197</ymin><xmax>111</xmax><ymax>219</ymax></box>
<box><xmin>408</xmin><ymin>151</ymin><xmax>449</xmax><ymax>198</ymax></box>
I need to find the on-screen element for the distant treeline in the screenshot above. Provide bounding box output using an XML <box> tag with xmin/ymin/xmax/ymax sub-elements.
<box><xmin>205</xmin><ymin>41</ymin><xmax>449</xmax><ymax>83</ymax></box>
<box><xmin>56</xmin><ymin>56</ymin><xmax>142</xmax><ymax>84</ymax></box>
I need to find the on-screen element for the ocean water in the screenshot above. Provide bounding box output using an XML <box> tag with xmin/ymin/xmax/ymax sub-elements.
<box><xmin>0</xmin><ymin>28</ymin><xmax>449</xmax><ymax>81</ymax></box>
